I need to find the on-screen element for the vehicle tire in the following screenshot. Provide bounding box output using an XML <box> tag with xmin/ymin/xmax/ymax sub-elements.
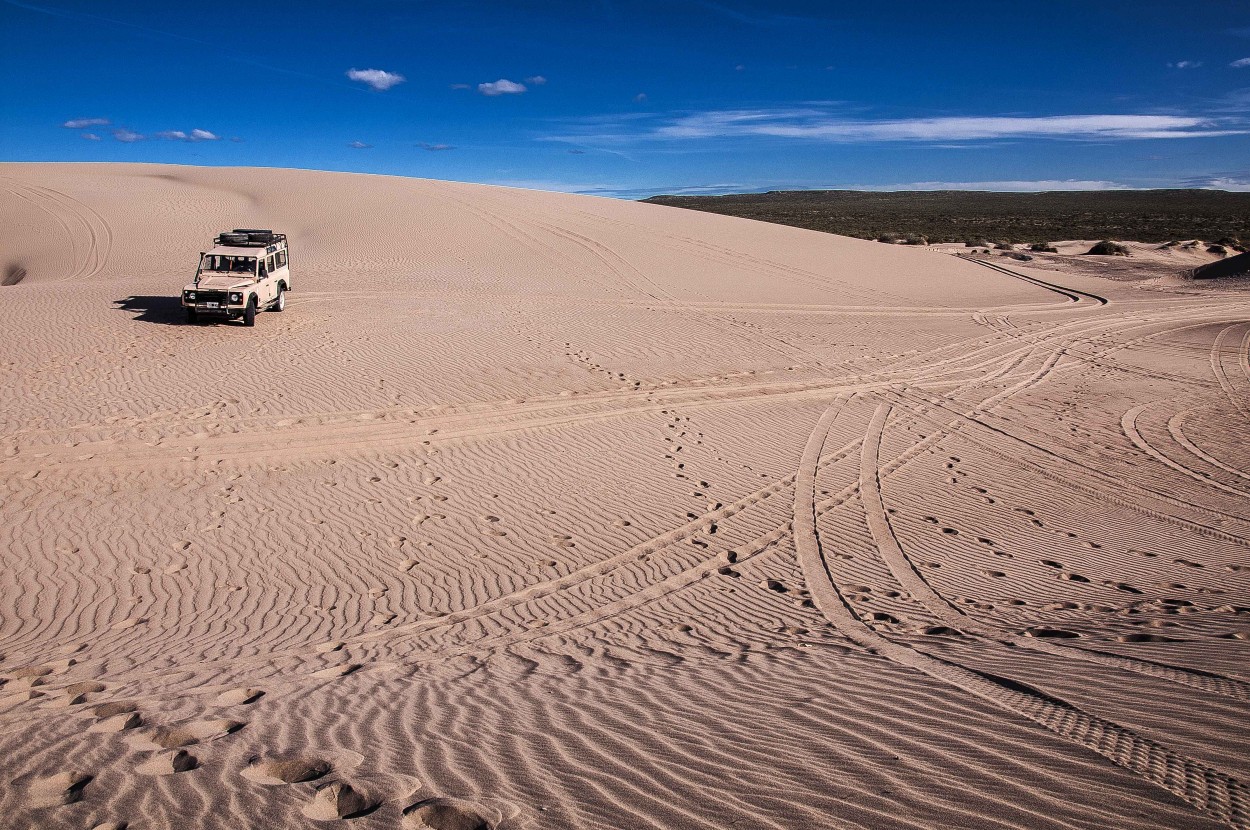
<box><xmin>186</xmin><ymin>308</ymin><xmax>198</xmax><ymax>324</ymax></box>
<box><xmin>243</xmin><ymin>298</ymin><xmax>257</xmax><ymax>327</ymax></box>
<box><xmin>271</xmin><ymin>286</ymin><xmax>285</xmax><ymax>312</ymax></box>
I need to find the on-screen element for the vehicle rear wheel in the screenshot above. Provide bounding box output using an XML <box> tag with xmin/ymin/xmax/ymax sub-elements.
<box><xmin>243</xmin><ymin>298</ymin><xmax>257</xmax><ymax>327</ymax></box>
<box><xmin>271</xmin><ymin>286</ymin><xmax>285</xmax><ymax>312</ymax></box>
<box><xmin>186</xmin><ymin>308</ymin><xmax>198</xmax><ymax>324</ymax></box>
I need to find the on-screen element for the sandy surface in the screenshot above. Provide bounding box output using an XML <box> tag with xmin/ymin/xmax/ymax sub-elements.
<box><xmin>1</xmin><ymin>163</ymin><xmax>1248</xmax><ymax>830</ymax></box>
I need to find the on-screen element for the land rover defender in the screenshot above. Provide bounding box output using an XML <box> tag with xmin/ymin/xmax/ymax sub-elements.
<box><xmin>182</xmin><ymin>229</ymin><xmax>291</xmax><ymax>325</ymax></box>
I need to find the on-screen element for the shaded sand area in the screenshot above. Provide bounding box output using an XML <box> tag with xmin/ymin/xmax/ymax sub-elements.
<box><xmin>1</xmin><ymin>163</ymin><xmax>1248</xmax><ymax>830</ymax></box>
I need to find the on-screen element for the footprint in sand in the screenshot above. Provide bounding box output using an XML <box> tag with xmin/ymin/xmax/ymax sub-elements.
<box><xmin>215</xmin><ymin>687</ymin><xmax>264</xmax><ymax>706</ymax></box>
<box><xmin>128</xmin><ymin>718</ymin><xmax>245</xmax><ymax>751</ymax></box>
<box><xmin>89</xmin><ymin>711</ymin><xmax>142</xmax><ymax>733</ymax></box>
<box><xmin>311</xmin><ymin>664</ymin><xmax>360</xmax><ymax>679</ymax></box>
<box><xmin>302</xmin><ymin>781</ymin><xmax>375</xmax><ymax>821</ymax></box>
<box><xmin>402</xmin><ymin>797</ymin><xmax>512</xmax><ymax>830</ymax></box>
<box><xmin>240</xmin><ymin>755</ymin><xmax>331</xmax><ymax>785</ymax></box>
<box><xmin>25</xmin><ymin>770</ymin><xmax>91</xmax><ymax>808</ymax></box>
<box><xmin>135</xmin><ymin>750</ymin><xmax>198</xmax><ymax>776</ymax></box>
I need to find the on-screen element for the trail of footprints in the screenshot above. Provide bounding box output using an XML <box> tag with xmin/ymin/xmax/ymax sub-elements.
<box><xmin>906</xmin><ymin>454</ymin><xmax>1250</xmax><ymax>640</ymax></box>
<box><xmin>2</xmin><ymin>651</ymin><xmax>516</xmax><ymax>828</ymax></box>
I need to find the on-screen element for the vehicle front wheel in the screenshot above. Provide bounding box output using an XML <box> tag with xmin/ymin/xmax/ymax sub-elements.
<box><xmin>243</xmin><ymin>298</ymin><xmax>257</xmax><ymax>327</ymax></box>
<box><xmin>271</xmin><ymin>286</ymin><xmax>285</xmax><ymax>312</ymax></box>
<box><xmin>186</xmin><ymin>308</ymin><xmax>198</xmax><ymax>324</ymax></box>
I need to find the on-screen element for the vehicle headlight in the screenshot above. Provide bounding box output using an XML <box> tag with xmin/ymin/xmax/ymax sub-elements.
<box><xmin>185</xmin><ymin>291</ymin><xmax>196</xmax><ymax>301</ymax></box>
<box><xmin>229</xmin><ymin>292</ymin><xmax>243</xmax><ymax>304</ymax></box>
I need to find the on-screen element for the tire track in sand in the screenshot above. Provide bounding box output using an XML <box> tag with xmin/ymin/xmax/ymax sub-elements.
<box><xmin>858</xmin><ymin>403</ymin><xmax>1250</xmax><ymax>700</ymax></box>
<box><xmin>794</xmin><ymin>397</ymin><xmax>1250</xmax><ymax>830</ymax></box>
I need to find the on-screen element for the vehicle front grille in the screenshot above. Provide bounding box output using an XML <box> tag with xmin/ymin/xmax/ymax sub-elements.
<box><xmin>195</xmin><ymin>290</ymin><xmax>229</xmax><ymax>303</ymax></box>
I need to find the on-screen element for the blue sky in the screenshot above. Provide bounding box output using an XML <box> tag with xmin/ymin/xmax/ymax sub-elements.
<box><xmin>3</xmin><ymin>0</ymin><xmax>1250</xmax><ymax>197</ymax></box>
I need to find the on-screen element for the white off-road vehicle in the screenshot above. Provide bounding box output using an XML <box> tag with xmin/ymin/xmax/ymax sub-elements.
<box><xmin>182</xmin><ymin>229</ymin><xmax>291</xmax><ymax>325</ymax></box>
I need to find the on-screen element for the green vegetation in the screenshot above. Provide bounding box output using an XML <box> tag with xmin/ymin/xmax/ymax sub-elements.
<box><xmin>641</xmin><ymin>189</ymin><xmax>1250</xmax><ymax>243</ymax></box>
<box><xmin>1086</xmin><ymin>240</ymin><xmax>1130</xmax><ymax>256</ymax></box>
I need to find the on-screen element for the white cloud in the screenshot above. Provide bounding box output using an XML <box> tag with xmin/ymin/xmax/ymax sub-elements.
<box><xmin>842</xmin><ymin>180</ymin><xmax>1132</xmax><ymax>192</ymax></box>
<box><xmin>1232</xmin><ymin>58</ymin><xmax>1250</xmax><ymax>68</ymax></box>
<box><xmin>1168</xmin><ymin>60</ymin><xmax>1202</xmax><ymax>69</ymax></box>
<box><xmin>478</xmin><ymin>78</ymin><xmax>527</xmax><ymax>96</ymax></box>
<box><xmin>154</xmin><ymin>128</ymin><xmax>220</xmax><ymax>142</ymax></box>
<box><xmin>418</xmin><ymin>142</ymin><xmax>455</xmax><ymax>151</ymax></box>
<box><xmin>348</xmin><ymin>140</ymin><xmax>372</xmax><ymax>149</ymax></box>
<box><xmin>346</xmin><ymin>68</ymin><xmax>406</xmax><ymax>91</ymax></box>
<box><xmin>113</xmin><ymin>128</ymin><xmax>143</xmax><ymax>142</ymax></box>
<box><xmin>1187</xmin><ymin>176</ymin><xmax>1250</xmax><ymax>191</ymax></box>
<box><xmin>63</xmin><ymin>117</ymin><xmax>109</xmax><ymax>129</ymax></box>
<box><xmin>525</xmin><ymin>75</ymin><xmax>548</xmax><ymax>85</ymax></box>
<box><xmin>81</xmin><ymin>133</ymin><xmax>102</xmax><ymax>141</ymax></box>
<box><xmin>645</xmin><ymin>110</ymin><xmax>1242</xmax><ymax>142</ymax></box>
<box><xmin>634</xmin><ymin>93</ymin><xmax>648</xmax><ymax>103</ymax></box>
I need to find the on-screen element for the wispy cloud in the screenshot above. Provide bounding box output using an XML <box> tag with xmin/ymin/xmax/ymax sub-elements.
<box><xmin>525</xmin><ymin>75</ymin><xmax>547</xmax><ymax>86</ymax></box>
<box><xmin>418</xmin><ymin>142</ymin><xmax>455</xmax><ymax>151</ymax></box>
<box><xmin>112</xmin><ymin>128</ymin><xmax>143</xmax><ymax>142</ymax></box>
<box><xmin>633</xmin><ymin>93</ymin><xmax>648</xmax><ymax>103</ymax></box>
<box><xmin>1232</xmin><ymin>58</ymin><xmax>1250</xmax><ymax>68</ymax></box>
<box><xmin>346</xmin><ymin>68</ymin><xmax>405</xmax><ymax>91</ymax></box>
<box><xmin>348</xmin><ymin>140</ymin><xmax>373</xmax><ymax>149</ymax></box>
<box><xmin>154</xmin><ymin>128</ymin><xmax>220</xmax><ymax>142</ymax></box>
<box><xmin>450</xmin><ymin>83</ymin><xmax>471</xmax><ymax>90</ymax></box>
<box><xmin>552</xmin><ymin>109</ymin><xmax>1243</xmax><ymax>144</ymax></box>
<box><xmin>62</xmin><ymin>117</ymin><xmax>109</xmax><ymax>129</ymax></box>
<box><xmin>81</xmin><ymin>132</ymin><xmax>101</xmax><ymax>141</ymax></box>
<box><xmin>478</xmin><ymin>78</ymin><xmax>527</xmax><ymax>96</ymax></box>
<box><xmin>1180</xmin><ymin>174</ymin><xmax>1250</xmax><ymax>191</ymax></box>
<box><xmin>837</xmin><ymin>179</ymin><xmax>1132</xmax><ymax>192</ymax></box>
<box><xmin>1167</xmin><ymin>60</ymin><xmax>1202</xmax><ymax>69</ymax></box>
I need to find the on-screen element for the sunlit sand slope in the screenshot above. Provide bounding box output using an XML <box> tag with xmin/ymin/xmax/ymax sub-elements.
<box><xmin>1</xmin><ymin>163</ymin><xmax>1248</xmax><ymax>830</ymax></box>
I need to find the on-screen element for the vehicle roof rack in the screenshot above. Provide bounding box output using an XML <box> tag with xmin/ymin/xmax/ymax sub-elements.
<box><xmin>214</xmin><ymin>229</ymin><xmax>287</xmax><ymax>247</ymax></box>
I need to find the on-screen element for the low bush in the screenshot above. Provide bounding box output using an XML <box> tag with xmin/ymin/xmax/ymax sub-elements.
<box><xmin>1029</xmin><ymin>242</ymin><xmax>1058</xmax><ymax>252</ymax></box>
<box><xmin>1086</xmin><ymin>240</ymin><xmax>1129</xmax><ymax>256</ymax></box>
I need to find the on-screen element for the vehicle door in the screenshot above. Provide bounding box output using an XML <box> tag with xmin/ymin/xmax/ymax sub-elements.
<box><xmin>256</xmin><ymin>254</ymin><xmax>274</xmax><ymax>304</ymax></box>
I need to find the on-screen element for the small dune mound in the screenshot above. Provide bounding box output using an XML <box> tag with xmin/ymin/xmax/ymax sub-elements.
<box><xmin>1189</xmin><ymin>250</ymin><xmax>1250</xmax><ymax>280</ymax></box>
<box><xmin>8</xmin><ymin>666</ymin><xmax>53</xmax><ymax>679</ymax></box>
<box><xmin>135</xmin><ymin>749</ymin><xmax>198</xmax><ymax>776</ymax></box>
<box><xmin>1085</xmin><ymin>240</ymin><xmax>1129</xmax><ymax>256</ymax></box>
<box><xmin>402</xmin><ymin>797</ymin><xmax>503</xmax><ymax>830</ymax></box>
<box><xmin>27</xmin><ymin>770</ymin><xmax>91</xmax><ymax>808</ymax></box>
<box><xmin>301</xmin><ymin>782</ymin><xmax>374</xmax><ymax>821</ymax></box>
<box><xmin>241</xmin><ymin>756</ymin><xmax>331</xmax><ymax>785</ymax></box>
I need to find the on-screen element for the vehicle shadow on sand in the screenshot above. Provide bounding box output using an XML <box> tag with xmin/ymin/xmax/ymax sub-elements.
<box><xmin>115</xmin><ymin>295</ymin><xmax>231</xmax><ymax>326</ymax></box>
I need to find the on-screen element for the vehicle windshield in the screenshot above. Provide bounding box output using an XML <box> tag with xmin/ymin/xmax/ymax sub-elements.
<box><xmin>201</xmin><ymin>255</ymin><xmax>256</xmax><ymax>274</ymax></box>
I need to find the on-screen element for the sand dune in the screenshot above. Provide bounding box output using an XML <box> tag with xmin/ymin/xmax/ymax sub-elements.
<box><xmin>1</xmin><ymin>163</ymin><xmax>1248</xmax><ymax>830</ymax></box>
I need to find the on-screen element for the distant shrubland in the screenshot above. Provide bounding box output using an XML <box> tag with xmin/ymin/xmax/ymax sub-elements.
<box><xmin>641</xmin><ymin>190</ymin><xmax>1250</xmax><ymax>243</ymax></box>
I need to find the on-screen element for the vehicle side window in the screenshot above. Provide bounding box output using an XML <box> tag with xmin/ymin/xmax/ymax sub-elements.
<box><xmin>277</xmin><ymin>250</ymin><xmax>287</xmax><ymax>269</ymax></box>
<box><xmin>267</xmin><ymin>254</ymin><xmax>275</xmax><ymax>273</ymax></box>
